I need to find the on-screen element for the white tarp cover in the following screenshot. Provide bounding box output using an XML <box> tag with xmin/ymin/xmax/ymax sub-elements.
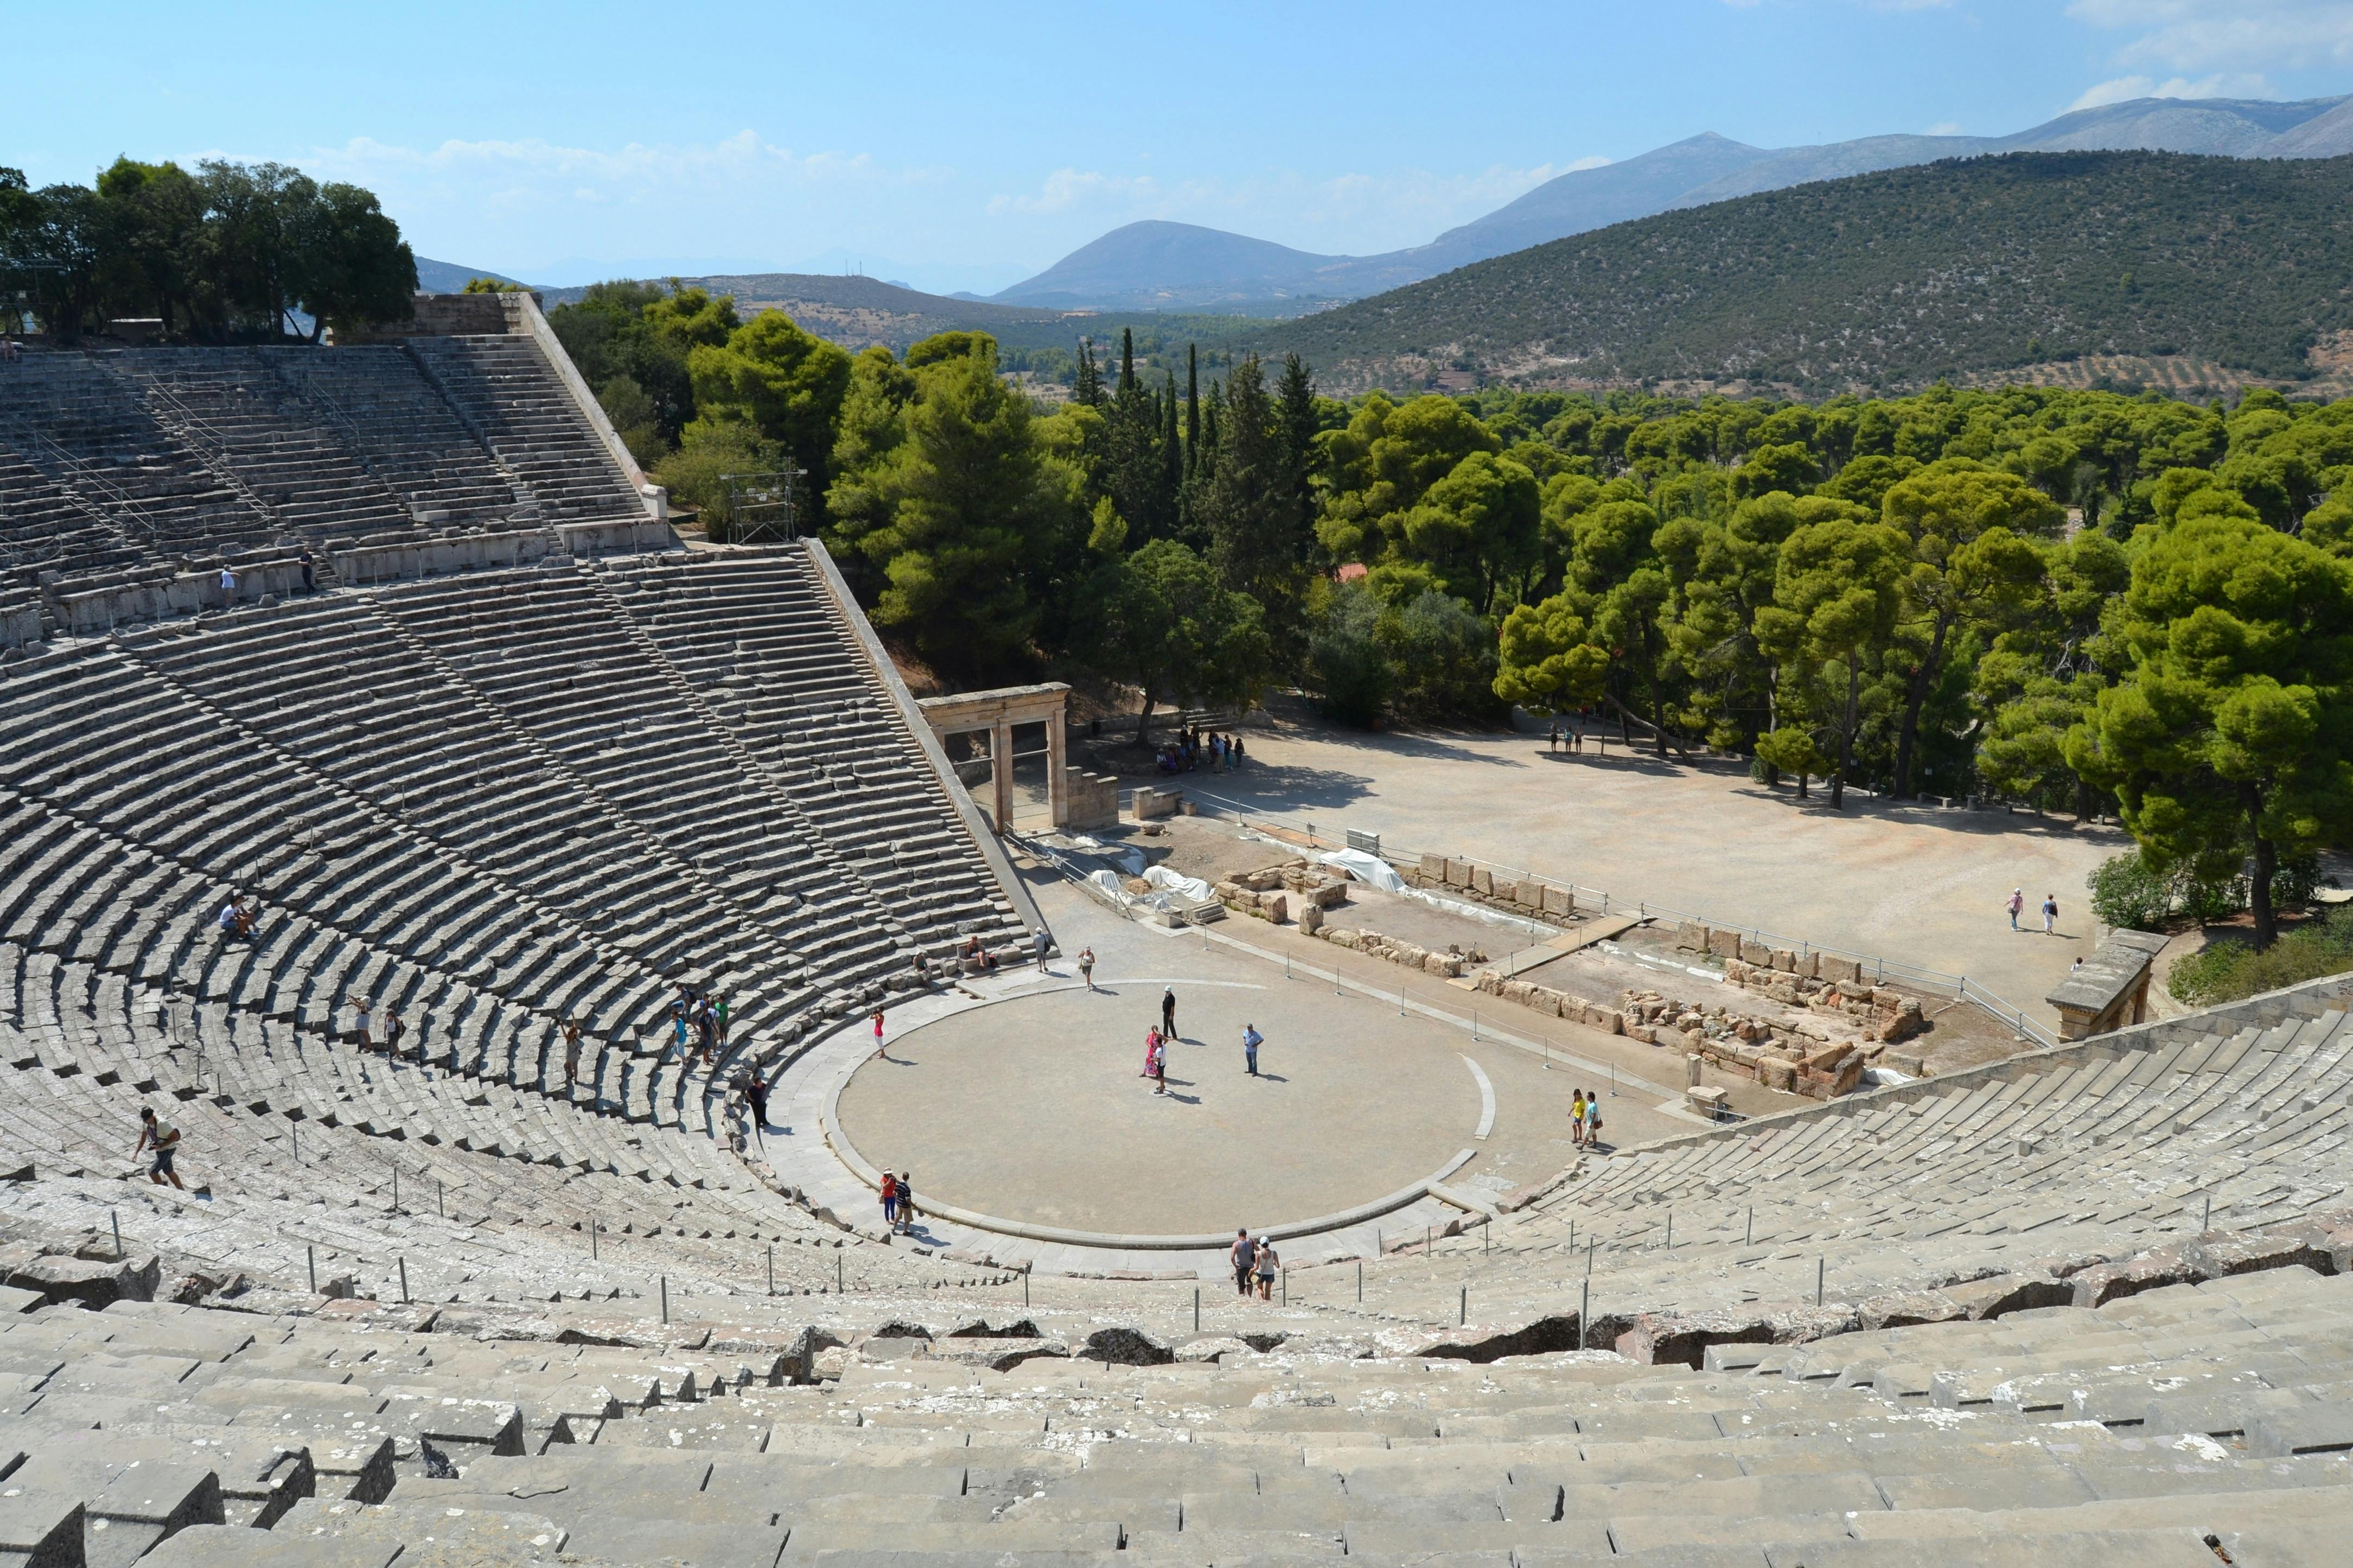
<box><xmin>1143</xmin><ymin>865</ymin><xmax>1215</xmax><ymax>902</ymax></box>
<box><xmin>1315</xmin><ymin>847</ymin><xmax>1406</xmax><ymax>894</ymax></box>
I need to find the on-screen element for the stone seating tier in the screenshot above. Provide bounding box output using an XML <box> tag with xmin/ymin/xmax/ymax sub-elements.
<box><xmin>0</xmin><ymin>340</ymin><xmax>643</xmax><ymax>587</ymax></box>
<box><xmin>0</xmin><ymin>1256</ymin><xmax>2345</xmax><ymax>1565</ymax></box>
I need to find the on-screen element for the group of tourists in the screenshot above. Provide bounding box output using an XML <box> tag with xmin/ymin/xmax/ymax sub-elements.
<box><xmin>1545</xmin><ymin>715</ymin><xmax>1596</xmax><ymax>754</ymax></box>
<box><xmin>1229</xmin><ymin>1228</ymin><xmax>1279</xmax><ymax>1298</ymax></box>
<box><xmin>2006</xmin><ymin>888</ymin><xmax>2062</xmax><ymax>935</ymax></box>
<box><xmin>1137</xmin><ymin>988</ymin><xmax>1273</xmax><ymax>1093</ymax></box>
<box><xmin>1568</xmin><ymin>1087</ymin><xmax>1605</xmax><ymax>1148</ymax></box>
<box><xmin>669</xmin><ymin>985</ymin><xmax>730</xmax><ymax>1066</ymax></box>
<box><xmin>878</xmin><ymin>1169</ymin><xmax>919</xmax><ymax>1234</ymax></box>
<box><xmin>1156</xmin><ymin>726</ymin><xmax>1245</xmax><ymax>776</ymax></box>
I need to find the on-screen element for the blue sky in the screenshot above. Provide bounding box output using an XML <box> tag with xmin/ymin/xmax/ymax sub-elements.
<box><xmin>8</xmin><ymin>1</ymin><xmax>2352</xmax><ymax>292</ymax></box>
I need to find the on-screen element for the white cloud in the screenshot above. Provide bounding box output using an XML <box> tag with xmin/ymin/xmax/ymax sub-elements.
<box><xmin>2067</xmin><ymin>71</ymin><xmax>2277</xmax><ymax>110</ymax></box>
<box><xmin>1925</xmin><ymin>120</ymin><xmax>1965</xmax><ymax>135</ymax></box>
<box><xmin>303</xmin><ymin>131</ymin><xmax>947</xmax><ymax>208</ymax></box>
<box><xmin>984</xmin><ymin>161</ymin><xmax>1578</xmax><ymax>255</ymax></box>
<box><xmin>1566</xmin><ymin>154</ymin><xmax>1614</xmax><ymax>171</ymax></box>
<box><xmin>2067</xmin><ymin>0</ymin><xmax>2353</xmax><ymax>72</ymax></box>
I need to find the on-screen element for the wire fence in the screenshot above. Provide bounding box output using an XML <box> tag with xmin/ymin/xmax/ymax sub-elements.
<box><xmin>1146</xmin><ymin>785</ymin><xmax>2061</xmax><ymax>1050</ymax></box>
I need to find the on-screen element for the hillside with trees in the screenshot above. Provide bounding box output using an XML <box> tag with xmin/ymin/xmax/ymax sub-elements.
<box><xmin>536</xmin><ymin>284</ymin><xmax>2353</xmax><ymax>963</ymax></box>
<box><xmin>1261</xmin><ymin>151</ymin><xmax>2353</xmax><ymax>395</ymax></box>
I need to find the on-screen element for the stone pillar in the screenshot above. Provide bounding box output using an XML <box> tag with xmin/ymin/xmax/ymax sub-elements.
<box><xmin>991</xmin><ymin>719</ymin><xmax>1015</xmax><ymax>832</ymax></box>
<box><xmin>1047</xmin><ymin>715</ymin><xmax>1069</xmax><ymax>827</ymax></box>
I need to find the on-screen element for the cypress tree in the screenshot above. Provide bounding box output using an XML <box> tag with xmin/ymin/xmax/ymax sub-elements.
<box><xmin>1074</xmin><ymin>339</ymin><xmax>1101</xmax><ymax>406</ymax></box>
<box><xmin>1274</xmin><ymin>353</ymin><xmax>1319</xmax><ymax>563</ymax></box>
<box><xmin>1184</xmin><ymin>343</ymin><xmax>1201</xmax><ymax>480</ymax></box>
<box><xmin>1160</xmin><ymin>370</ymin><xmax>1183</xmax><ymax>507</ymax></box>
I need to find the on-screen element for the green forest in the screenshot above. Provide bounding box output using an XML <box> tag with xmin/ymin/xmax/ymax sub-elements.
<box><xmin>554</xmin><ymin>280</ymin><xmax>2353</xmax><ymax>950</ymax></box>
<box><xmin>1260</xmin><ymin>150</ymin><xmax>2353</xmax><ymax>393</ymax></box>
<box><xmin>1</xmin><ymin>158</ymin><xmax>416</xmax><ymax>342</ymax></box>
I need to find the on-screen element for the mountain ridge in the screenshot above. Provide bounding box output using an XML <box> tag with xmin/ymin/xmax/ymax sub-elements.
<box><xmin>993</xmin><ymin>94</ymin><xmax>2353</xmax><ymax>313</ymax></box>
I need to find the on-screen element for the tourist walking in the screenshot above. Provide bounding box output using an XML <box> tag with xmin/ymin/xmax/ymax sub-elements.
<box><xmin>2007</xmin><ymin>888</ymin><xmax>2024</xmax><ymax>930</ymax></box>
<box><xmin>1570</xmin><ymin>1089</ymin><xmax>1587</xmax><ymax>1147</ymax></box>
<box><xmin>1230</xmin><ymin>1230</ymin><xmax>1257</xmax><ymax>1298</ymax></box>
<box><xmin>298</xmin><ymin>545</ymin><xmax>316</xmax><ymax>592</ymax></box>
<box><xmin>894</xmin><ymin>1173</ymin><xmax>916</xmax><ymax>1234</ymax></box>
<box><xmin>352</xmin><ymin>997</ymin><xmax>374</xmax><ymax>1051</ymax></box>
<box><xmin>745</xmin><ymin>1071</ymin><xmax>770</xmax><ymax>1132</ymax></box>
<box><xmin>713</xmin><ymin>994</ymin><xmax>730</xmax><ymax>1049</ymax></box>
<box><xmin>1143</xmin><ymin>1025</ymin><xmax>1162</xmax><ymax>1084</ymax></box>
<box><xmin>382</xmin><ymin>1004</ymin><xmax>406</xmax><ymax>1063</ymax></box>
<box><xmin>1149</xmin><ymin>1032</ymin><xmax>1168</xmax><ymax>1095</ymax></box>
<box><xmin>1161</xmin><ymin>987</ymin><xmax>1177</xmax><ymax>1039</ymax></box>
<box><xmin>2042</xmin><ymin>893</ymin><xmax>2058</xmax><ymax>936</ymax></box>
<box><xmin>1035</xmin><ymin>928</ymin><xmax>1051</xmax><ymax>971</ymax></box>
<box><xmin>1548</xmin><ymin>720</ymin><xmax>1561</xmax><ymax>754</ymax></box>
<box><xmin>563</xmin><ymin>1019</ymin><xmax>583</xmax><ymax>1089</ymax></box>
<box><xmin>1255</xmin><ymin>1239</ymin><xmax>1278</xmax><ymax>1301</ymax></box>
<box><xmin>134</xmin><ymin>1107</ymin><xmax>184</xmax><ymax>1191</ymax></box>
<box><xmin>219</xmin><ymin>565</ymin><xmax>238</xmax><ymax>601</ymax></box>
<box><xmin>1586</xmin><ymin>1096</ymin><xmax>1604</xmax><ymax>1148</ymax></box>
<box><xmin>879</xmin><ymin>1171</ymin><xmax>899</xmax><ymax>1231</ymax></box>
<box><xmin>1078</xmin><ymin>947</ymin><xmax>1095</xmax><ymax>990</ymax></box>
<box><xmin>1242</xmin><ymin>1023</ymin><xmax>1262</xmax><ymax>1077</ymax></box>
<box><xmin>872</xmin><ymin>1007</ymin><xmax>887</xmax><ymax>1060</ymax></box>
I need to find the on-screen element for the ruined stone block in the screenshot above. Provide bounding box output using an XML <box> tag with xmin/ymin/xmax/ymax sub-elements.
<box><xmin>1517</xmin><ymin>880</ymin><xmax>1549</xmax><ymax>910</ymax></box>
<box><xmin>1543</xmin><ymin>885</ymin><xmax>1574</xmax><ymax>917</ymax></box>
<box><xmin>1419</xmin><ymin>853</ymin><xmax>1447</xmax><ymax>882</ymax></box>
<box><xmin>1942</xmin><ymin>1270</ymin><xmax>2071</xmax><ymax>1321</ymax></box>
<box><xmin>1471</xmin><ymin>867</ymin><xmax>1494</xmax><ymax>896</ymax></box>
<box><xmin>1819</xmin><ymin>956</ymin><xmax>1863</xmax><ymax>985</ymax></box>
<box><xmin>1770</xmin><ymin>948</ymin><xmax>1797</xmax><ymax>972</ymax></box>
<box><xmin>2069</xmin><ymin>1247</ymin><xmax>2201</xmax><ymax>1309</ymax></box>
<box><xmin>1298</xmin><ymin>903</ymin><xmax>1322</xmax><ymax>936</ymax></box>
<box><xmin>1264</xmin><ymin>893</ymin><xmax>1287</xmax><ymax>923</ymax></box>
<box><xmin>1759</xmin><ymin>1053</ymin><xmax>1796</xmax><ymax>1092</ymax></box>
<box><xmin>1444</xmin><ymin>859</ymin><xmax>1474</xmax><ymax>888</ymax></box>
<box><xmin>1675</xmin><ymin>921</ymin><xmax>1708</xmax><ymax>952</ymax></box>
<box><xmin>1739</xmin><ymin>939</ymin><xmax>1773</xmax><ymax>967</ymax></box>
<box><xmin>1708</xmin><ymin>927</ymin><xmax>1740</xmax><ymax>958</ymax></box>
<box><xmin>1423</xmin><ymin>951</ymin><xmax>1459</xmax><ymax>978</ymax></box>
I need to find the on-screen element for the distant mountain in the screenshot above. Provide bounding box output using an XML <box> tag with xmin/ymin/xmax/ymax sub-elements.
<box><xmin>994</xmin><ymin>94</ymin><xmax>2353</xmax><ymax>314</ymax></box>
<box><xmin>1254</xmin><ymin>149</ymin><xmax>2353</xmax><ymax>395</ymax></box>
<box><xmin>993</xmin><ymin>221</ymin><xmax>1362</xmax><ymax>311</ymax></box>
<box><xmin>1417</xmin><ymin>132</ymin><xmax>1777</xmax><ymax>263</ymax></box>
<box><xmin>414</xmin><ymin>257</ymin><xmax>524</xmax><ymax>292</ymax></box>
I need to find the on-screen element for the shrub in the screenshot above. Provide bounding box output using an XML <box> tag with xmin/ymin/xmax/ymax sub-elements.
<box><xmin>2086</xmin><ymin>850</ymin><xmax>2174</xmax><ymax>931</ymax></box>
<box><xmin>1306</xmin><ymin>582</ymin><xmax>1391</xmax><ymax>728</ymax></box>
<box><xmin>2166</xmin><ymin>917</ymin><xmax>2353</xmax><ymax>1007</ymax></box>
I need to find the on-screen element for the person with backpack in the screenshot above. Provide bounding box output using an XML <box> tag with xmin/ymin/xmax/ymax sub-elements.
<box><xmin>1230</xmin><ymin>1229</ymin><xmax>1257</xmax><ymax>1298</ymax></box>
<box><xmin>894</xmin><ymin>1173</ymin><xmax>916</xmax><ymax>1234</ymax></box>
